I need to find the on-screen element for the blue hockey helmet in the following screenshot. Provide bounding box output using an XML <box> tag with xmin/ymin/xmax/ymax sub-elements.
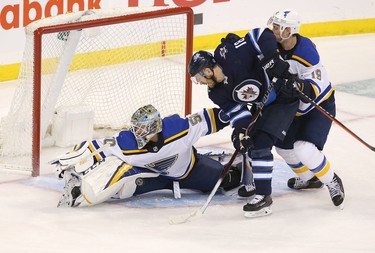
<box><xmin>188</xmin><ymin>50</ymin><xmax>217</xmax><ymax>77</ymax></box>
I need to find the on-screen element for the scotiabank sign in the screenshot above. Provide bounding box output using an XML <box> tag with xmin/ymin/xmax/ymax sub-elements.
<box><xmin>0</xmin><ymin>0</ymin><xmax>230</xmax><ymax>30</ymax></box>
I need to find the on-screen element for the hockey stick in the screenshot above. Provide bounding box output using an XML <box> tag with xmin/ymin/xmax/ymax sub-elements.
<box><xmin>295</xmin><ymin>86</ymin><xmax>375</xmax><ymax>152</ymax></box>
<box><xmin>168</xmin><ymin>78</ymin><xmax>277</xmax><ymax>225</ymax></box>
<box><xmin>240</xmin><ymin>152</ymin><xmax>253</xmax><ymax>185</ymax></box>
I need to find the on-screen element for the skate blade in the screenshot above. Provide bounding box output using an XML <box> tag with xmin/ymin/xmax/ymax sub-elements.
<box><xmin>337</xmin><ymin>203</ymin><xmax>344</xmax><ymax>210</ymax></box>
<box><xmin>244</xmin><ymin>206</ymin><xmax>272</xmax><ymax>218</ymax></box>
<box><xmin>237</xmin><ymin>194</ymin><xmax>255</xmax><ymax>200</ymax></box>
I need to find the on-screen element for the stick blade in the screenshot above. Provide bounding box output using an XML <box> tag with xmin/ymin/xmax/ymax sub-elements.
<box><xmin>168</xmin><ymin>209</ymin><xmax>202</xmax><ymax>225</ymax></box>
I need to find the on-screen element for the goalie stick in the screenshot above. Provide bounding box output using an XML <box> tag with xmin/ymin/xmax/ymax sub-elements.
<box><xmin>295</xmin><ymin>85</ymin><xmax>375</xmax><ymax>152</ymax></box>
<box><xmin>168</xmin><ymin>77</ymin><xmax>277</xmax><ymax>225</ymax></box>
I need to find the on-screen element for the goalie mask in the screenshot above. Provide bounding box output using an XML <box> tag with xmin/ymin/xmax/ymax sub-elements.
<box><xmin>268</xmin><ymin>9</ymin><xmax>301</xmax><ymax>40</ymax></box>
<box><xmin>130</xmin><ymin>104</ymin><xmax>162</xmax><ymax>149</ymax></box>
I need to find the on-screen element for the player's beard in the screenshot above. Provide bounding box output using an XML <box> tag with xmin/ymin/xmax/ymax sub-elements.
<box><xmin>207</xmin><ymin>75</ymin><xmax>221</xmax><ymax>89</ymax></box>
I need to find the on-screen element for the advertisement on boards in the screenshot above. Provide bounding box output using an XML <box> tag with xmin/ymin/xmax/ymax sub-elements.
<box><xmin>0</xmin><ymin>0</ymin><xmax>374</xmax><ymax>67</ymax></box>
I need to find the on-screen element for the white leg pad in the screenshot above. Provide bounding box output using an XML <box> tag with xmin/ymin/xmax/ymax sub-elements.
<box><xmin>116</xmin><ymin>172</ymin><xmax>158</xmax><ymax>199</ymax></box>
<box><xmin>77</xmin><ymin>156</ymin><xmax>157</xmax><ymax>206</ymax></box>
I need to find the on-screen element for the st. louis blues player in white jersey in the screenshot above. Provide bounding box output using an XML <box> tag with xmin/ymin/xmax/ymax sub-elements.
<box><xmin>189</xmin><ymin>29</ymin><xmax>300</xmax><ymax>217</ymax></box>
<box><xmin>269</xmin><ymin>9</ymin><xmax>345</xmax><ymax>208</ymax></box>
<box><xmin>51</xmin><ymin>105</ymin><xmax>241</xmax><ymax>207</ymax></box>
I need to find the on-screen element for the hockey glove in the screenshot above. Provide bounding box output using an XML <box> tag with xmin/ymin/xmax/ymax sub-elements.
<box><xmin>280</xmin><ymin>75</ymin><xmax>312</xmax><ymax>103</ymax></box>
<box><xmin>261</xmin><ymin>54</ymin><xmax>291</xmax><ymax>79</ymax></box>
<box><xmin>280</xmin><ymin>75</ymin><xmax>303</xmax><ymax>98</ymax></box>
<box><xmin>231</xmin><ymin>128</ymin><xmax>253</xmax><ymax>154</ymax></box>
<box><xmin>221</xmin><ymin>33</ymin><xmax>241</xmax><ymax>44</ymax></box>
<box><xmin>49</xmin><ymin>141</ymin><xmax>96</xmax><ymax>179</ymax></box>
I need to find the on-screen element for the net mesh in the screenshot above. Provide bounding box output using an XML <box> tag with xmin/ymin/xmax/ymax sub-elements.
<box><xmin>0</xmin><ymin>7</ymin><xmax>191</xmax><ymax>174</ymax></box>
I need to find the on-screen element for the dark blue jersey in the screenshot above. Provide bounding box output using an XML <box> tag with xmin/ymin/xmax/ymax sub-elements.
<box><xmin>209</xmin><ymin>28</ymin><xmax>278</xmax><ymax>129</ymax></box>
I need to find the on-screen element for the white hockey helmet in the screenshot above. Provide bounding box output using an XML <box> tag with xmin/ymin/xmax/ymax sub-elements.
<box><xmin>268</xmin><ymin>9</ymin><xmax>301</xmax><ymax>37</ymax></box>
<box><xmin>130</xmin><ymin>104</ymin><xmax>162</xmax><ymax>149</ymax></box>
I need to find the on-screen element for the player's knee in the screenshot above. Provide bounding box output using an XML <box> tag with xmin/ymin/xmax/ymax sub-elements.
<box><xmin>275</xmin><ymin>147</ymin><xmax>297</xmax><ymax>163</ymax></box>
<box><xmin>294</xmin><ymin>141</ymin><xmax>318</xmax><ymax>160</ymax></box>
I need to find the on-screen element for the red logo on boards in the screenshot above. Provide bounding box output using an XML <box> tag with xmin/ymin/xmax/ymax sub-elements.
<box><xmin>1</xmin><ymin>0</ymin><xmax>230</xmax><ymax>30</ymax></box>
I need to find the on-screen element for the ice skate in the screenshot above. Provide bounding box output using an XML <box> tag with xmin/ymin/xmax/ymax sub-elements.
<box><xmin>326</xmin><ymin>173</ymin><xmax>345</xmax><ymax>209</ymax></box>
<box><xmin>237</xmin><ymin>182</ymin><xmax>256</xmax><ymax>198</ymax></box>
<box><xmin>287</xmin><ymin>176</ymin><xmax>324</xmax><ymax>190</ymax></box>
<box><xmin>57</xmin><ymin>175</ymin><xmax>82</xmax><ymax>207</ymax></box>
<box><xmin>243</xmin><ymin>195</ymin><xmax>273</xmax><ymax>218</ymax></box>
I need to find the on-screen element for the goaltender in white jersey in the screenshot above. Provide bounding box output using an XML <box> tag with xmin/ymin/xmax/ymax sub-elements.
<box><xmin>51</xmin><ymin>105</ymin><xmax>241</xmax><ymax>207</ymax></box>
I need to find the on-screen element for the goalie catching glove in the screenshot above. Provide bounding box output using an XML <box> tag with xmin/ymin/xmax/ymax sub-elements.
<box><xmin>232</xmin><ymin>128</ymin><xmax>253</xmax><ymax>154</ymax></box>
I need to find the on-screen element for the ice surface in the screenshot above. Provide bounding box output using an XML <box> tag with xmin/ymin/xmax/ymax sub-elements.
<box><xmin>0</xmin><ymin>34</ymin><xmax>375</xmax><ymax>253</ymax></box>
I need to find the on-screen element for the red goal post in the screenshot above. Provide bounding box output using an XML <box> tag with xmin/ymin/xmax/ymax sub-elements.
<box><xmin>0</xmin><ymin>7</ymin><xmax>194</xmax><ymax>177</ymax></box>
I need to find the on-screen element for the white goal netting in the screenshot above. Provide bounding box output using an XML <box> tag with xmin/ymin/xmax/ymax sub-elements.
<box><xmin>0</xmin><ymin>7</ymin><xmax>193</xmax><ymax>176</ymax></box>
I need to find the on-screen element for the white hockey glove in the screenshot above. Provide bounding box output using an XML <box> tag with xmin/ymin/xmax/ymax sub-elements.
<box><xmin>49</xmin><ymin>141</ymin><xmax>98</xmax><ymax>179</ymax></box>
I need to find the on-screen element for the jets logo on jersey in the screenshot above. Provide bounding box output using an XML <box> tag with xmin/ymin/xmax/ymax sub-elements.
<box><xmin>232</xmin><ymin>79</ymin><xmax>263</xmax><ymax>103</ymax></box>
<box><xmin>144</xmin><ymin>154</ymin><xmax>179</xmax><ymax>175</ymax></box>
<box><xmin>219</xmin><ymin>46</ymin><xmax>228</xmax><ymax>59</ymax></box>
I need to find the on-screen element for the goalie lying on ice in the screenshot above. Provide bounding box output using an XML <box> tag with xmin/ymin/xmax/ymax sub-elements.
<box><xmin>50</xmin><ymin>105</ymin><xmax>241</xmax><ymax>207</ymax></box>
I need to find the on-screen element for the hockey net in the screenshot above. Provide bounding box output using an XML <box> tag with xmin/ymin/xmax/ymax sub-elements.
<box><xmin>0</xmin><ymin>7</ymin><xmax>193</xmax><ymax>176</ymax></box>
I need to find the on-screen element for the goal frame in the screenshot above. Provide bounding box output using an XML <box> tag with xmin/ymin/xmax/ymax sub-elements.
<box><xmin>31</xmin><ymin>7</ymin><xmax>194</xmax><ymax>176</ymax></box>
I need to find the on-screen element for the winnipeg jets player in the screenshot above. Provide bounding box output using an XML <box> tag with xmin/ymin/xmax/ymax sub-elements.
<box><xmin>269</xmin><ymin>9</ymin><xmax>345</xmax><ymax>208</ymax></box>
<box><xmin>51</xmin><ymin>105</ymin><xmax>241</xmax><ymax>207</ymax></box>
<box><xmin>189</xmin><ymin>29</ymin><xmax>299</xmax><ymax>217</ymax></box>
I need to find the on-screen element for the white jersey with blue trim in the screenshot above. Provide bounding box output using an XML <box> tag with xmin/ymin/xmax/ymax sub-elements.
<box><xmin>94</xmin><ymin>108</ymin><xmax>227</xmax><ymax>179</ymax></box>
<box><xmin>279</xmin><ymin>34</ymin><xmax>334</xmax><ymax>115</ymax></box>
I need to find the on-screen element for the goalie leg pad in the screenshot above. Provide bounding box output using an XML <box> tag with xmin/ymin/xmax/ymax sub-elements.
<box><xmin>73</xmin><ymin>156</ymin><xmax>158</xmax><ymax>207</ymax></box>
<box><xmin>116</xmin><ymin>171</ymin><xmax>159</xmax><ymax>199</ymax></box>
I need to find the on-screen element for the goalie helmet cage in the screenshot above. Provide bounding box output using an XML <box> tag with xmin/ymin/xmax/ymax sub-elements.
<box><xmin>0</xmin><ymin>7</ymin><xmax>194</xmax><ymax>177</ymax></box>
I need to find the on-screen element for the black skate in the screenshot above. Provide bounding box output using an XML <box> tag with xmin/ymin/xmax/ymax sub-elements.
<box><xmin>221</xmin><ymin>165</ymin><xmax>242</xmax><ymax>191</ymax></box>
<box><xmin>326</xmin><ymin>173</ymin><xmax>345</xmax><ymax>209</ymax></box>
<box><xmin>237</xmin><ymin>182</ymin><xmax>256</xmax><ymax>198</ymax></box>
<box><xmin>287</xmin><ymin>176</ymin><xmax>324</xmax><ymax>190</ymax></box>
<box><xmin>243</xmin><ymin>195</ymin><xmax>273</xmax><ymax>218</ymax></box>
